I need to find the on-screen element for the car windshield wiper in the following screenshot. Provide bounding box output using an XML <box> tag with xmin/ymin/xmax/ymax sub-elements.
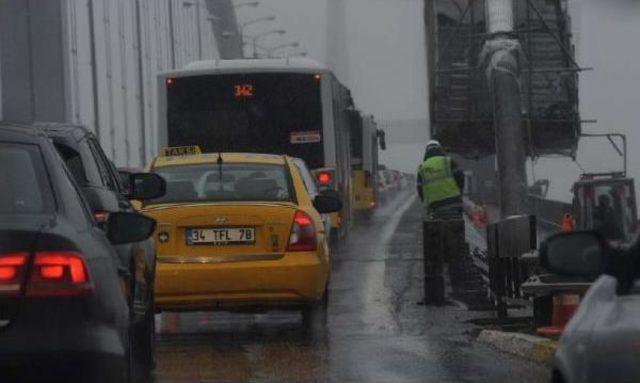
<box><xmin>217</xmin><ymin>152</ymin><xmax>224</xmax><ymax>192</ymax></box>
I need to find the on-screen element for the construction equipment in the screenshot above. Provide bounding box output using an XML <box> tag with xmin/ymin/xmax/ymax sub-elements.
<box><xmin>572</xmin><ymin>173</ymin><xmax>637</xmax><ymax>243</ymax></box>
<box><xmin>524</xmin><ymin>133</ymin><xmax>637</xmax><ymax>330</ymax></box>
<box><xmin>425</xmin><ymin>0</ymin><xmax>584</xmax><ymax>158</ymax></box>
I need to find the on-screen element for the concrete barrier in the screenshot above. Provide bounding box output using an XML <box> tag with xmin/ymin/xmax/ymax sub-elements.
<box><xmin>478</xmin><ymin>329</ymin><xmax>557</xmax><ymax>366</ymax></box>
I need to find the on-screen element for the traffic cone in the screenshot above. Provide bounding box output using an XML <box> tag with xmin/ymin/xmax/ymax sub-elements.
<box><xmin>560</xmin><ymin>213</ymin><xmax>574</xmax><ymax>232</ymax></box>
<box><xmin>471</xmin><ymin>206</ymin><xmax>481</xmax><ymax>227</ymax></box>
<box><xmin>536</xmin><ymin>293</ymin><xmax>580</xmax><ymax>337</ymax></box>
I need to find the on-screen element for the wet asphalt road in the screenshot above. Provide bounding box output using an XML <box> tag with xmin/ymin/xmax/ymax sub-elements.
<box><xmin>153</xmin><ymin>190</ymin><xmax>550</xmax><ymax>383</ymax></box>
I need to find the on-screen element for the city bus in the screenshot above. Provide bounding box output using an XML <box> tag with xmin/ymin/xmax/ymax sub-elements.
<box><xmin>156</xmin><ymin>58</ymin><xmax>355</xmax><ymax>238</ymax></box>
<box><xmin>350</xmin><ymin>111</ymin><xmax>385</xmax><ymax>215</ymax></box>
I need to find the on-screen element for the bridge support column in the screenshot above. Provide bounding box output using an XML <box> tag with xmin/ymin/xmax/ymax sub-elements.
<box><xmin>482</xmin><ymin>0</ymin><xmax>529</xmax><ymax>217</ymax></box>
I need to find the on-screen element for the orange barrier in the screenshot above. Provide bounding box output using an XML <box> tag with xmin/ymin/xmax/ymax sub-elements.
<box><xmin>536</xmin><ymin>293</ymin><xmax>580</xmax><ymax>337</ymax></box>
<box><xmin>560</xmin><ymin>213</ymin><xmax>574</xmax><ymax>232</ymax></box>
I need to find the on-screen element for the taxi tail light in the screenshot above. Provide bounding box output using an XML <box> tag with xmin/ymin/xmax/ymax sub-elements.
<box><xmin>287</xmin><ymin>211</ymin><xmax>317</xmax><ymax>252</ymax></box>
<box><xmin>0</xmin><ymin>252</ymin><xmax>28</xmax><ymax>297</ymax></box>
<box><xmin>26</xmin><ymin>251</ymin><xmax>93</xmax><ymax>298</ymax></box>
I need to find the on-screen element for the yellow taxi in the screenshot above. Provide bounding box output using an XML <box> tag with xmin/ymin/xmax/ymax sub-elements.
<box><xmin>141</xmin><ymin>148</ymin><xmax>341</xmax><ymax>322</ymax></box>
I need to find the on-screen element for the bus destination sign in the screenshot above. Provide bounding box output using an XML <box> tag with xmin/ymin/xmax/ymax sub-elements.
<box><xmin>234</xmin><ymin>84</ymin><xmax>254</xmax><ymax>98</ymax></box>
<box><xmin>290</xmin><ymin>131</ymin><xmax>321</xmax><ymax>144</ymax></box>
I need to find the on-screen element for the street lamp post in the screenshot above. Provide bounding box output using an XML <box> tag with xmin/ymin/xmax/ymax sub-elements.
<box><xmin>265</xmin><ymin>42</ymin><xmax>300</xmax><ymax>58</ymax></box>
<box><xmin>234</xmin><ymin>1</ymin><xmax>260</xmax><ymax>9</ymax></box>
<box><xmin>238</xmin><ymin>15</ymin><xmax>276</xmax><ymax>57</ymax></box>
<box><xmin>245</xmin><ymin>29</ymin><xmax>286</xmax><ymax>58</ymax></box>
<box><xmin>241</xmin><ymin>14</ymin><xmax>276</xmax><ymax>29</ymax></box>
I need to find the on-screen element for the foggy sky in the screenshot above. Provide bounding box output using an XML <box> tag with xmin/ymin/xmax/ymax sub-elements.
<box><xmin>533</xmin><ymin>0</ymin><xmax>640</xmax><ymax>201</ymax></box>
<box><xmin>236</xmin><ymin>0</ymin><xmax>428</xmax><ymax>173</ymax></box>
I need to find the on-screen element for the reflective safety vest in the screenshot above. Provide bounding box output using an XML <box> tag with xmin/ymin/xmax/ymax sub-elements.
<box><xmin>418</xmin><ymin>156</ymin><xmax>461</xmax><ymax>208</ymax></box>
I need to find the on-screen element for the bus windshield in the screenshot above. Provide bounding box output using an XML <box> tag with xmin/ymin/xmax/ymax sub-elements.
<box><xmin>167</xmin><ymin>73</ymin><xmax>325</xmax><ymax>169</ymax></box>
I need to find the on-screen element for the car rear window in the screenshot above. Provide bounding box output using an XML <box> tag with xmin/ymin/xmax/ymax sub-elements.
<box><xmin>0</xmin><ymin>143</ymin><xmax>55</xmax><ymax>214</ymax></box>
<box><xmin>150</xmin><ymin>163</ymin><xmax>294</xmax><ymax>204</ymax></box>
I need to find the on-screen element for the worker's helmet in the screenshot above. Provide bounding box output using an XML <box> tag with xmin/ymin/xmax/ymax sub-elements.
<box><xmin>425</xmin><ymin>140</ymin><xmax>442</xmax><ymax>152</ymax></box>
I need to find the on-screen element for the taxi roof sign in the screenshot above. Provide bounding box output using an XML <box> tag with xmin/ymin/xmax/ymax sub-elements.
<box><xmin>160</xmin><ymin>146</ymin><xmax>202</xmax><ymax>157</ymax></box>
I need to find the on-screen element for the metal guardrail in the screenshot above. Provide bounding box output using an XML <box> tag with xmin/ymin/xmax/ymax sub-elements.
<box><xmin>465</xmin><ymin>211</ymin><xmax>539</xmax><ymax>318</ymax></box>
<box><xmin>464</xmin><ymin>197</ymin><xmax>572</xmax><ymax>317</ymax></box>
<box><xmin>486</xmin><ymin>215</ymin><xmax>538</xmax><ymax>318</ymax></box>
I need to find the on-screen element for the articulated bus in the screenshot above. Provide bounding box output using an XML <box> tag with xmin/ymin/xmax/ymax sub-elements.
<box><xmin>156</xmin><ymin>58</ymin><xmax>355</xmax><ymax>238</ymax></box>
<box><xmin>350</xmin><ymin>112</ymin><xmax>385</xmax><ymax>215</ymax></box>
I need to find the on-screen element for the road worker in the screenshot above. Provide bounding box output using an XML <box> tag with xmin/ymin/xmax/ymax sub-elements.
<box><xmin>417</xmin><ymin>140</ymin><xmax>465</xmax><ymax>218</ymax></box>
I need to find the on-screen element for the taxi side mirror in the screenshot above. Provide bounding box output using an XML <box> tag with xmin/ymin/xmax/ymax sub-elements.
<box><xmin>127</xmin><ymin>173</ymin><xmax>166</xmax><ymax>201</ymax></box>
<box><xmin>107</xmin><ymin>212</ymin><xmax>156</xmax><ymax>245</ymax></box>
<box><xmin>313</xmin><ymin>192</ymin><xmax>342</xmax><ymax>214</ymax></box>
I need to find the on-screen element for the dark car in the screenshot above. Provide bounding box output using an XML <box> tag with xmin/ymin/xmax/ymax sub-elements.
<box><xmin>541</xmin><ymin>231</ymin><xmax>640</xmax><ymax>383</ymax></box>
<box><xmin>37</xmin><ymin>123</ymin><xmax>165</xmax><ymax>379</ymax></box>
<box><xmin>0</xmin><ymin>124</ymin><xmax>158</xmax><ymax>382</ymax></box>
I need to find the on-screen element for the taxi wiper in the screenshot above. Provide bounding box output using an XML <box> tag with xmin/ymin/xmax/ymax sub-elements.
<box><xmin>217</xmin><ymin>152</ymin><xmax>223</xmax><ymax>192</ymax></box>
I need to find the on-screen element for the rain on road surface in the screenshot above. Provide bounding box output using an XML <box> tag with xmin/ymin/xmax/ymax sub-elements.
<box><xmin>154</xmin><ymin>191</ymin><xmax>549</xmax><ymax>382</ymax></box>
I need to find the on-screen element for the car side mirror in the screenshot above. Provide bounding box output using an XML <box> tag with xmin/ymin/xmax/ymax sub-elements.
<box><xmin>313</xmin><ymin>192</ymin><xmax>343</xmax><ymax>214</ymax></box>
<box><xmin>127</xmin><ymin>173</ymin><xmax>166</xmax><ymax>201</ymax></box>
<box><xmin>377</xmin><ymin>129</ymin><xmax>386</xmax><ymax>150</ymax></box>
<box><xmin>106</xmin><ymin>212</ymin><xmax>156</xmax><ymax>245</ymax></box>
<box><xmin>540</xmin><ymin>231</ymin><xmax>607</xmax><ymax>278</ymax></box>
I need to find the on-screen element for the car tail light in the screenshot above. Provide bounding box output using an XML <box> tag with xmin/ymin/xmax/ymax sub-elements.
<box><xmin>317</xmin><ymin>171</ymin><xmax>332</xmax><ymax>186</ymax></box>
<box><xmin>287</xmin><ymin>211</ymin><xmax>317</xmax><ymax>252</ymax></box>
<box><xmin>0</xmin><ymin>252</ymin><xmax>28</xmax><ymax>297</ymax></box>
<box><xmin>0</xmin><ymin>251</ymin><xmax>93</xmax><ymax>298</ymax></box>
<box><xmin>93</xmin><ymin>210</ymin><xmax>108</xmax><ymax>223</ymax></box>
<box><xmin>27</xmin><ymin>252</ymin><xmax>93</xmax><ymax>297</ymax></box>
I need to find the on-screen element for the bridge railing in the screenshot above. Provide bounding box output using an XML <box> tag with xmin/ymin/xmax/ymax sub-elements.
<box><xmin>463</xmin><ymin>196</ymin><xmax>573</xmax><ymax>318</ymax></box>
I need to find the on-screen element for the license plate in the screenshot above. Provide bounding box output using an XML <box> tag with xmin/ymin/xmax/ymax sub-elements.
<box><xmin>186</xmin><ymin>228</ymin><xmax>255</xmax><ymax>245</ymax></box>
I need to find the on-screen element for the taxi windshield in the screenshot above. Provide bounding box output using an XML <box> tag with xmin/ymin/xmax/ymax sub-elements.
<box><xmin>149</xmin><ymin>163</ymin><xmax>294</xmax><ymax>204</ymax></box>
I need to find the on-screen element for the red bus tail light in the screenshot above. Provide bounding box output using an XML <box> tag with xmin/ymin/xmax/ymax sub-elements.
<box><xmin>287</xmin><ymin>211</ymin><xmax>317</xmax><ymax>252</ymax></box>
<box><xmin>317</xmin><ymin>171</ymin><xmax>332</xmax><ymax>186</ymax></box>
<box><xmin>26</xmin><ymin>251</ymin><xmax>93</xmax><ymax>297</ymax></box>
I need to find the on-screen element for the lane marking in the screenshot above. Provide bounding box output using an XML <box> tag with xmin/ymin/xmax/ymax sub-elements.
<box><xmin>360</xmin><ymin>194</ymin><xmax>417</xmax><ymax>331</ymax></box>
